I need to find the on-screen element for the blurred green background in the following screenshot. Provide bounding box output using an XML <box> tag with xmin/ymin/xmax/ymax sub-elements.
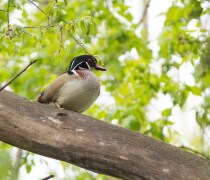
<box><xmin>0</xmin><ymin>0</ymin><xmax>210</xmax><ymax>179</ymax></box>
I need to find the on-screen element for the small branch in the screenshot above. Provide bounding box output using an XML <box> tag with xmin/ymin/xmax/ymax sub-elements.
<box><xmin>68</xmin><ymin>30</ymin><xmax>90</xmax><ymax>54</ymax></box>
<box><xmin>6</xmin><ymin>0</ymin><xmax>12</xmax><ymax>38</ymax></box>
<box><xmin>23</xmin><ymin>26</ymin><xmax>40</xmax><ymax>29</ymax></box>
<box><xmin>40</xmin><ymin>175</ymin><xmax>55</xmax><ymax>180</ymax></box>
<box><xmin>139</xmin><ymin>0</ymin><xmax>151</xmax><ymax>24</ymax></box>
<box><xmin>180</xmin><ymin>145</ymin><xmax>210</xmax><ymax>160</ymax></box>
<box><xmin>7</xmin><ymin>0</ymin><xmax>11</xmax><ymax>29</ymax></box>
<box><xmin>0</xmin><ymin>60</ymin><xmax>37</xmax><ymax>92</ymax></box>
<box><xmin>0</xmin><ymin>9</ymin><xmax>7</xmax><ymax>12</ymax></box>
<box><xmin>46</xmin><ymin>4</ymin><xmax>57</xmax><ymax>28</ymax></box>
<box><xmin>58</xmin><ymin>27</ymin><xmax>63</xmax><ymax>52</ymax></box>
<box><xmin>160</xmin><ymin>116</ymin><xmax>170</xmax><ymax>141</ymax></box>
<box><xmin>11</xmin><ymin>149</ymin><xmax>23</xmax><ymax>180</ymax></box>
<box><xmin>27</xmin><ymin>0</ymin><xmax>55</xmax><ymax>23</ymax></box>
<box><xmin>23</xmin><ymin>25</ymin><xmax>57</xmax><ymax>29</ymax></box>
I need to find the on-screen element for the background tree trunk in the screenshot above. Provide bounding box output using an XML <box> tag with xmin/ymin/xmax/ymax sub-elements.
<box><xmin>0</xmin><ymin>90</ymin><xmax>210</xmax><ymax>180</ymax></box>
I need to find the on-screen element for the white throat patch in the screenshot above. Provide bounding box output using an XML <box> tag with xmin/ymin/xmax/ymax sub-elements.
<box><xmin>71</xmin><ymin>70</ymin><xmax>79</xmax><ymax>76</ymax></box>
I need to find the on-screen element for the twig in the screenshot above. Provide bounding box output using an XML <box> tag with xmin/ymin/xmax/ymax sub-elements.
<box><xmin>23</xmin><ymin>25</ymin><xmax>56</xmax><ymax>29</ymax></box>
<box><xmin>11</xmin><ymin>149</ymin><xmax>23</xmax><ymax>179</ymax></box>
<box><xmin>0</xmin><ymin>60</ymin><xmax>37</xmax><ymax>92</ymax></box>
<box><xmin>160</xmin><ymin>115</ymin><xmax>170</xmax><ymax>141</ymax></box>
<box><xmin>40</xmin><ymin>175</ymin><xmax>54</xmax><ymax>180</ymax></box>
<box><xmin>0</xmin><ymin>9</ymin><xmax>7</xmax><ymax>12</ymax></box>
<box><xmin>6</xmin><ymin>0</ymin><xmax>12</xmax><ymax>38</ymax></box>
<box><xmin>27</xmin><ymin>0</ymin><xmax>55</xmax><ymax>23</ymax></box>
<box><xmin>7</xmin><ymin>0</ymin><xmax>11</xmax><ymax>29</ymax></box>
<box><xmin>139</xmin><ymin>0</ymin><xmax>151</xmax><ymax>24</ymax></box>
<box><xmin>68</xmin><ymin>30</ymin><xmax>89</xmax><ymax>54</ymax></box>
<box><xmin>180</xmin><ymin>145</ymin><xmax>209</xmax><ymax>160</ymax></box>
<box><xmin>58</xmin><ymin>27</ymin><xmax>63</xmax><ymax>52</ymax></box>
<box><xmin>23</xmin><ymin>26</ymin><xmax>40</xmax><ymax>29</ymax></box>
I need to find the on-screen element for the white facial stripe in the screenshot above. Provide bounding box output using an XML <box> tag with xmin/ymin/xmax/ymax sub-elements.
<box><xmin>73</xmin><ymin>61</ymin><xmax>83</xmax><ymax>70</ymax></box>
<box><xmin>70</xmin><ymin>59</ymin><xmax>76</xmax><ymax>70</ymax></box>
<box><xmin>72</xmin><ymin>70</ymin><xmax>79</xmax><ymax>76</ymax></box>
<box><xmin>79</xmin><ymin>67</ymin><xmax>86</xmax><ymax>69</ymax></box>
<box><xmin>86</xmin><ymin>62</ymin><xmax>90</xmax><ymax>70</ymax></box>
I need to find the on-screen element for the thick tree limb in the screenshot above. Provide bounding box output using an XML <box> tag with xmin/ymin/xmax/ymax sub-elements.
<box><xmin>0</xmin><ymin>90</ymin><xmax>210</xmax><ymax>180</ymax></box>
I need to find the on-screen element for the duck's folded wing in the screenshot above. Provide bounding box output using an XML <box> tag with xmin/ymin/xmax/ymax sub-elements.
<box><xmin>37</xmin><ymin>73</ymin><xmax>75</xmax><ymax>103</ymax></box>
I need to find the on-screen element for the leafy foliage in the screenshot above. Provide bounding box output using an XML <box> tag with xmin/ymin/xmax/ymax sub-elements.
<box><xmin>0</xmin><ymin>143</ymin><xmax>12</xmax><ymax>180</ymax></box>
<box><xmin>0</xmin><ymin>0</ymin><xmax>210</xmax><ymax>179</ymax></box>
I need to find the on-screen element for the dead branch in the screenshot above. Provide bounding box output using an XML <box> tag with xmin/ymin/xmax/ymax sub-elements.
<box><xmin>0</xmin><ymin>90</ymin><xmax>210</xmax><ymax>180</ymax></box>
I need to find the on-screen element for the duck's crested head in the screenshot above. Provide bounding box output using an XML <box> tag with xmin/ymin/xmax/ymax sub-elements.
<box><xmin>68</xmin><ymin>55</ymin><xmax>106</xmax><ymax>71</ymax></box>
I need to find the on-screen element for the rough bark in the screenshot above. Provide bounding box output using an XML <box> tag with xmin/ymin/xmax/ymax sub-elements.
<box><xmin>0</xmin><ymin>90</ymin><xmax>210</xmax><ymax>180</ymax></box>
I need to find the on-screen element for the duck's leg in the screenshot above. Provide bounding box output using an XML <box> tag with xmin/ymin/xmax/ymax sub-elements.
<box><xmin>54</xmin><ymin>102</ymin><xmax>61</xmax><ymax>109</ymax></box>
<box><xmin>54</xmin><ymin>102</ymin><xmax>67</xmax><ymax>117</ymax></box>
<box><xmin>54</xmin><ymin>102</ymin><xmax>65</xmax><ymax>110</ymax></box>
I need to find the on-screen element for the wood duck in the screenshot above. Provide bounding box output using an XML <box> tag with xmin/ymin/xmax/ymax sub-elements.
<box><xmin>38</xmin><ymin>55</ymin><xmax>106</xmax><ymax>113</ymax></box>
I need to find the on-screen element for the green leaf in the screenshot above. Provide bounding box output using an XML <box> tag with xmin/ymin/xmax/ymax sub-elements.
<box><xmin>162</xmin><ymin>108</ymin><xmax>171</xmax><ymax>117</ymax></box>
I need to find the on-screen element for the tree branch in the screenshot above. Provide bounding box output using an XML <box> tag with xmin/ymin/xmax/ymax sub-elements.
<box><xmin>27</xmin><ymin>0</ymin><xmax>55</xmax><ymax>23</ymax></box>
<box><xmin>0</xmin><ymin>90</ymin><xmax>210</xmax><ymax>180</ymax></box>
<box><xmin>139</xmin><ymin>0</ymin><xmax>151</xmax><ymax>25</ymax></box>
<box><xmin>180</xmin><ymin>145</ymin><xmax>209</xmax><ymax>160</ymax></box>
<box><xmin>40</xmin><ymin>175</ymin><xmax>55</xmax><ymax>180</ymax></box>
<box><xmin>11</xmin><ymin>149</ymin><xmax>23</xmax><ymax>180</ymax></box>
<box><xmin>68</xmin><ymin>30</ymin><xmax>89</xmax><ymax>54</ymax></box>
<box><xmin>0</xmin><ymin>60</ymin><xmax>37</xmax><ymax>91</ymax></box>
<box><xmin>0</xmin><ymin>9</ymin><xmax>7</xmax><ymax>12</ymax></box>
<box><xmin>7</xmin><ymin>0</ymin><xmax>11</xmax><ymax>29</ymax></box>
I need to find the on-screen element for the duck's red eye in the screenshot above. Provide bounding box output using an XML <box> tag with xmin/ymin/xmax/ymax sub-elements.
<box><xmin>87</xmin><ymin>59</ymin><xmax>95</xmax><ymax>66</ymax></box>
